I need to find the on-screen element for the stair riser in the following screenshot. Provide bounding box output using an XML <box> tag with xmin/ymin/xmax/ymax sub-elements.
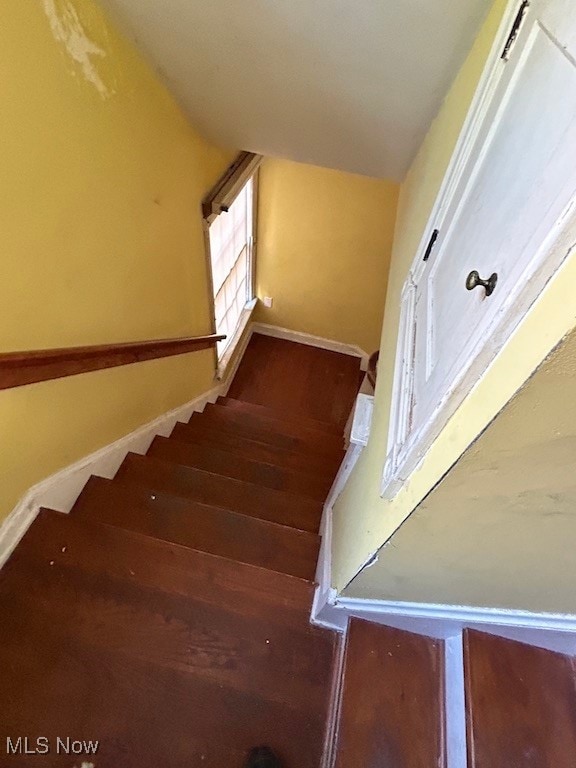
<box><xmin>205</xmin><ymin>402</ymin><xmax>344</xmax><ymax>446</ymax></box>
<box><xmin>171</xmin><ymin>422</ymin><xmax>343</xmax><ymax>476</ymax></box>
<box><xmin>187</xmin><ymin>412</ymin><xmax>344</xmax><ymax>459</ymax></box>
<box><xmin>73</xmin><ymin>478</ymin><xmax>320</xmax><ymax>581</ymax></box>
<box><xmin>217</xmin><ymin>397</ymin><xmax>342</xmax><ymax>436</ymax></box>
<box><xmin>11</xmin><ymin>509</ymin><xmax>316</xmax><ymax>625</ymax></box>
<box><xmin>115</xmin><ymin>454</ymin><xmax>323</xmax><ymax>533</ymax></box>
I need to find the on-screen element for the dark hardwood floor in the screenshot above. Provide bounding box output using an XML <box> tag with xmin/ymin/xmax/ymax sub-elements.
<box><xmin>0</xmin><ymin>335</ymin><xmax>361</xmax><ymax>767</ymax></box>
<box><xmin>228</xmin><ymin>333</ymin><xmax>361</xmax><ymax>428</ymax></box>
<box><xmin>334</xmin><ymin>619</ymin><xmax>446</xmax><ymax>768</ymax></box>
<box><xmin>464</xmin><ymin>630</ymin><xmax>576</xmax><ymax>768</ymax></box>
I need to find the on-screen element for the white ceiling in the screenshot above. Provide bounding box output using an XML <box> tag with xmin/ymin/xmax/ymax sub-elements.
<box><xmin>100</xmin><ymin>0</ymin><xmax>492</xmax><ymax>180</ymax></box>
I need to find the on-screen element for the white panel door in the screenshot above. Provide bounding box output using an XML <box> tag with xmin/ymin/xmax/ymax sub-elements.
<box><xmin>409</xmin><ymin>0</ymin><xmax>576</xmax><ymax>449</ymax></box>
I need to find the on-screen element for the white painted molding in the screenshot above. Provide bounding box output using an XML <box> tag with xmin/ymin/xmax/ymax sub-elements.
<box><xmin>251</xmin><ymin>322</ymin><xmax>370</xmax><ymax>370</ymax></box>
<box><xmin>409</xmin><ymin>0</ymin><xmax>521</xmax><ymax>279</ymax></box>
<box><xmin>445</xmin><ymin>635</ymin><xmax>467</xmax><ymax>768</ymax></box>
<box><xmin>216</xmin><ymin>298</ymin><xmax>258</xmax><ymax>384</ymax></box>
<box><xmin>350</xmin><ymin>393</ymin><xmax>374</xmax><ymax>447</ymax></box>
<box><xmin>0</xmin><ymin>383</ymin><xmax>223</xmax><ymax>571</ymax></box>
<box><xmin>333</xmin><ymin>596</ymin><xmax>576</xmax><ymax>634</ymax></box>
<box><xmin>311</xmin><ymin>442</ymin><xmax>364</xmax><ymax>632</ymax></box>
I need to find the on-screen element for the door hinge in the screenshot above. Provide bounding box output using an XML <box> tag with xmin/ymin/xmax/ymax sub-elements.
<box><xmin>423</xmin><ymin>229</ymin><xmax>439</xmax><ymax>262</ymax></box>
<box><xmin>501</xmin><ymin>0</ymin><xmax>530</xmax><ymax>61</ymax></box>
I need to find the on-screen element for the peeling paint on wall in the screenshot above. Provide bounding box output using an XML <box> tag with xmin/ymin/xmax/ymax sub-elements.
<box><xmin>42</xmin><ymin>0</ymin><xmax>113</xmax><ymax>97</ymax></box>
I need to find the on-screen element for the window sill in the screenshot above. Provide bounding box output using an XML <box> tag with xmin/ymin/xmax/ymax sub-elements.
<box><xmin>216</xmin><ymin>298</ymin><xmax>258</xmax><ymax>381</ymax></box>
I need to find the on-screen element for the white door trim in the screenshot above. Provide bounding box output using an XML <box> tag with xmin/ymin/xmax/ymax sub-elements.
<box><xmin>382</xmin><ymin>0</ymin><xmax>576</xmax><ymax>497</ymax></box>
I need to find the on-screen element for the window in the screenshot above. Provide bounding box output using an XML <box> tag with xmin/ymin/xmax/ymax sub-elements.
<box><xmin>203</xmin><ymin>152</ymin><xmax>262</xmax><ymax>365</ymax></box>
<box><xmin>208</xmin><ymin>176</ymin><xmax>255</xmax><ymax>358</ymax></box>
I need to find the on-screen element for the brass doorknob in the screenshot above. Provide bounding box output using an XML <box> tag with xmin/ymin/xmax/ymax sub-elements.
<box><xmin>466</xmin><ymin>270</ymin><xmax>498</xmax><ymax>296</ymax></box>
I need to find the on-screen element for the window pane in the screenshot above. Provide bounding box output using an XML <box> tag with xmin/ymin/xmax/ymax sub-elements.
<box><xmin>209</xmin><ymin>176</ymin><xmax>253</xmax><ymax>359</ymax></box>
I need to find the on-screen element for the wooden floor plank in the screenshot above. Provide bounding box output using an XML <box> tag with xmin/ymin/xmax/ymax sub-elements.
<box><xmin>334</xmin><ymin>618</ymin><xmax>446</xmax><ymax>768</ymax></box>
<box><xmin>12</xmin><ymin>509</ymin><xmax>316</xmax><ymax>625</ymax></box>
<box><xmin>0</xmin><ymin>560</ymin><xmax>334</xmax><ymax>713</ymax></box>
<box><xmin>0</xmin><ymin>590</ymin><xmax>332</xmax><ymax>768</ymax></box>
<box><xmin>203</xmin><ymin>402</ymin><xmax>345</xmax><ymax>447</ymax></box>
<box><xmin>184</xmin><ymin>410</ymin><xmax>343</xmax><ymax>459</ymax></box>
<box><xmin>464</xmin><ymin>629</ymin><xmax>576</xmax><ymax>768</ymax></box>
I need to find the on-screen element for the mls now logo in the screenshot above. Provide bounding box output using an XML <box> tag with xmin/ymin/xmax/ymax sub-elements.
<box><xmin>6</xmin><ymin>736</ymin><xmax>99</xmax><ymax>755</ymax></box>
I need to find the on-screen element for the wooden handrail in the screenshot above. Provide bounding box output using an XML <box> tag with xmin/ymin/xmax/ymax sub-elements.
<box><xmin>0</xmin><ymin>333</ymin><xmax>226</xmax><ymax>391</ymax></box>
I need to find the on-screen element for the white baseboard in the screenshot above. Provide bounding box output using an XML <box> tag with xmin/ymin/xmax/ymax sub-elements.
<box><xmin>251</xmin><ymin>322</ymin><xmax>370</xmax><ymax>370</ymax></box>
<box><xmin>315</xmin><ymin>593</ymin><xmax>576</xmax><ymax>653</ymax></box>
<box><xmin>311</xmin><ymin>443</ymin><xmax>365</xmax><ymax>632</ymax></box>
<box><xmin>334</xmin><ymin>596</ymin><xmax>576</xmax><ymax>634</ymax></box>
<box><xmin>0</xmin><ymin>383</ymin><xmax>223</xmax><ymax>571</ymax></box>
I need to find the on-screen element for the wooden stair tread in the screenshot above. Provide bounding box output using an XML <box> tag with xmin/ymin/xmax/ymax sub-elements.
<box><xmin>204</xmin><ymin>401</ymin><xmax>345</xmax><ymax>446</ymax></box>
<box><xmin>185</xmin><ymin>410</ymin><xmax>344</xmax><ymax>459</ymax></box>
<box><xmin>148</xmin><ymin>435</ymin><xmax>331</xmax><ymax>501</ymax></box>
<box><xmin>11</xmin><ymin>508</ymin><xmax>316</xmax><ymax>624</ymax></box>
<box><xmin>227</xmin><ymin>333</ymin><xmax>361</xmax><ymax>427</ymax></box>
<box><xmin>114</xmin><ymin>453</ymin><xmax>323</xmax><ymax>533</ymax></box>
<box><xmin>334</xmin><ymin>618</ymin><xmax>446</xmax><ymax>768</ymax></box>
<box><xmin>217</xmin><ymin>396</ymin><xmax>342</xmax><ymax>435</ymax></box>
<box><xmin>0</xmin><ymin>558</ymin><xmax>334</xmax><ymax>711</ymax></box>
<box><xmin>171</xmin><ymin>421</ymin><xmax>342</xmax><ymax>476</ymax></box>
<box><xmin>0</xmin><ymin>333</ymin><xmax>353</xmax><ymax>767</ymax></box>
<box><xmin>0</xmin><ymin>552</ymin><xmax>335</xmax><ymax>767</ymax></box>
<box><xmin>0</xmin><ymin>635</ymin><xmax>325</xmax><ymax>768</ymax></box>
<box><xmin>464</xmin><ymin>629</ymin><xmax>576</xmax><ymax>767</ymax></box>
<box><xmin>72</xmin><ymin>476</ymin><xmax>319</xmax><ymax>581</ymax></box>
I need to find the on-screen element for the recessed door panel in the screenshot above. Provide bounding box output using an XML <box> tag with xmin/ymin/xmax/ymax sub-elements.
<box><xmin>410</xmin><ymin>0</ymin><xmax>576</xmax><ymax>437</ymax></box>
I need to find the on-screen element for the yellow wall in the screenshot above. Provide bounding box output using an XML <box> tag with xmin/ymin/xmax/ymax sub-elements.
<box><xmin>255</xmin><ymin>158</ymin><xmax>399</xmax><ymax>353</ymax></box>
<box><xmin>0</xmin><ymin>0</ymin><xmax>235</xmax><ymax>522</ymax></box>
<box><xmin>332</xmin><ymin>0</ymin><xmax>524</xmax><ymax>590</ymax></box>
<box><xmin>334</xmin><ymin>0</ymin><xmax>576</xmax><ymax>593</ymax></box>
<box><xmin>347</xmin><ymin>328</ymin><xmax>576</xmax><ymax>614</ymax></box>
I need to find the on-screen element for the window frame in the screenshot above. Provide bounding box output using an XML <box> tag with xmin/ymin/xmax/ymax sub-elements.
<box><xmin>202</xmin><ymin>153</ymin><xmax>262</xmax><ymax>377</ymax></box>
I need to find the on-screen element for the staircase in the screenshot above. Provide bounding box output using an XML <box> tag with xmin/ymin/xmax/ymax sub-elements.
<box><xmin>0</xmin><ymin>334</ymin><xmax>364</xmax><ymax>767</ymax></box>
<box><xmin>3</xmin><ymin>333</ymin><xmax>575</xmax><ymax>767</ymax></box>
<box><xmin>0</xmin><ymin>392</ymin><xmax>352</xmax><ymax>766</ymax></box>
